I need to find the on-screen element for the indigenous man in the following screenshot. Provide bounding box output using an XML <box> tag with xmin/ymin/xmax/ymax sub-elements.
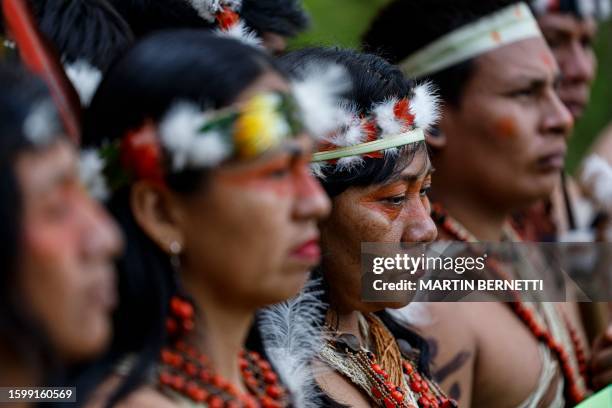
<box><xmin>363</xmin><ymin>1</ymin><xmax>610</xmax><ymax>406</ymax></box>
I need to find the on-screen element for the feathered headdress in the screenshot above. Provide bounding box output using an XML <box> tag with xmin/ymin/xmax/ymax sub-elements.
<box><xmin>185</xmin><ymin>0</ymin><xmax>261</xmax><ymax>46</ymax></box>
<box><xmin>80</xmin><ymin>64</ymin><xmax>349</xmax><ymax>201</ymax></box>
<box><xmin>310</xmin><ymin>82</ymin><xmax>440</xmax><ymax>176</ymax></box>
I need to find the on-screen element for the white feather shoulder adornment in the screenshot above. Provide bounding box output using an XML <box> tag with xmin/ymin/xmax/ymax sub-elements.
<box><xmin>258</xmin><ymin>278</ymin><xmax>327</xmax><ymax>408</ymax></box>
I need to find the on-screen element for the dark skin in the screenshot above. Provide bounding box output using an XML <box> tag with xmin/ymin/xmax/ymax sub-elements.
<box><xmin>538</xmin><ymin>12</ymin><xmax>612</xmax><ymax>391</ymax></box>
<box><xmin>87</xmin><ymin>72</ymin><xmax>331</xmax><ymax>407</ymax></box>
<box><xmin>537</xmin><ymin>13</ymin><xmax>597</xmax><ymax>119</ymax></box>
<box><xmin>418</xmin><ymin>38</ymin><xmax>577</xmax><ymax>407</ymax></box>
<box><xmin>315</xmin><ymin>148</ymin><xmax>438</xmax><ymax>407</ymax></box>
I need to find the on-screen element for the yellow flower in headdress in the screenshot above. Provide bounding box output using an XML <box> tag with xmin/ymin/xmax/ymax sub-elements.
<box><xmin>233</xmin><ymin>93</ymin><xmax>291</xmax><ymax>159</ymax></box>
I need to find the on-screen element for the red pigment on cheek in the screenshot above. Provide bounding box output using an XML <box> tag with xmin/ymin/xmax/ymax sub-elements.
<box><xmin>540</xmin><ymin>52</ymin><xmax>555</xmax><ymax>68</ymax></box>
<box><xmin>359</xmin><ymin>183</ymin><xmax>407</xmax><ymax>221</ymax></box>
<box><xmin>360</xmin><ymin>202</ymin><xmax>402</xmax><ymax>221</ymax></box>
<box><xmin>493</xmin><ymin>116</ymin><xmax>518</xmax><ymax>138</ymax></box>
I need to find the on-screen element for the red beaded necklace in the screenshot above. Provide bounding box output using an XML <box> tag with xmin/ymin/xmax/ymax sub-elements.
<box><xmin>158</xmin><ymin>296</ymin><xmax>288</xmax><ymax>408</ymax></box>
<box><xmin>430</xmin><ymin>203</ymin><xmax>588</xmax><ymax>404</ymax></box>
<box><xmin>322</xmin><ymin>314</ymin><xmax>457</xmax><ymax>408</ymax></box>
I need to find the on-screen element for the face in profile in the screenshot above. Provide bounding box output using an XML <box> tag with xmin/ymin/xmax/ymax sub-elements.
<box><xmin>167</xmin><ymin>71</ymin><xmax>331</xmax><ymax>309</ymax></box>
<box><xmin>17</xmin><ymin>139</ymin><xmax>123</xmax><ymax>363</ymax></box>
<box><xmin>437</xmin><ymin>37</ymin><xmax>573</xmax><ymax>209</ymax></box>
<box><xmin>537</xmin><ymin>13</ymin><xmax>597</xmax><ymax>119</ymax></box>
<box><xmin>319</xmin><ymin>146</ymin><xmax>437</xmax><ymax>313</ymax></box>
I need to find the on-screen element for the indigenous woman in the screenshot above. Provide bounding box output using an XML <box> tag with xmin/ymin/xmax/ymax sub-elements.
<box><xmin>80</xmin><ymin>31</ymin><xmax>332</xmax><ymax>407</ymax></box>
<box><xmin>364</xmin><ymin>1</ymin><xmax>597</xmax><ymax>406</ymax></box>
<box><xmin>0</xmin><ymin>63</ymin><xmax>122</xmax><ymax>397</ymax></box>
<box><xmin>267</xmin><ymin>47</ymin><xmax>456</xmax><ymax>408</ymax></box>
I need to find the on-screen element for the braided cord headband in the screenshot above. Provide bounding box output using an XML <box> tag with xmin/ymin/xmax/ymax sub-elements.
<box><xmin>311</xmin><ymin>128</ymin><xmax>424</xmax><ymax>163</ymax></box>
<box><xmin>399</xmin><ymin>2</ymin><xmax>542</xmax><ymax>79</ymax></box>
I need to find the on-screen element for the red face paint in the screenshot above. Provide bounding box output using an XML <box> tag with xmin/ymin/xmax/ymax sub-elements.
<box><xmin>493</xmin><ymin>116</ymin><xmax>518</xmax><ymax>138</ymax></box>
<box><xmin>219</xmin><ymin>155</ymin><xmax>294</xmax><ymax>197</ymax></box>
<box><xmin>360</xmin><ymin>182</ymin><xmax>407</xmax><ymax>221</ymax></box>
<box><xmin>540</xmin><ymin>52</ymin><xmax>555</xmax><ymax>68</ymax></box>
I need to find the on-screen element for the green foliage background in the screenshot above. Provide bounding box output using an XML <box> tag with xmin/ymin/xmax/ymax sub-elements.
<box><xmin>291</xmin><ymin>0</ymin><xmax>612</xmax><ymax>173</ymax></box>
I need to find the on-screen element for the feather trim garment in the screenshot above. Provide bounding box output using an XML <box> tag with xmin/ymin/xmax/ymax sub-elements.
<box><xmin>258</xmin><ymin>278</ymin><xmax>327</xmax><ymax>408</ymax></box>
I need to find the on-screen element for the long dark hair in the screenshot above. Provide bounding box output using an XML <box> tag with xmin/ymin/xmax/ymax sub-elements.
<box><xmin>78</xmin><ymin>30</ymin><xmax>287</xmax><ymax>406</ymax></box>
<box><xmin>279</xmin><ymin>47</ymin><xmax>432</xmax><ymax>375</ymax></box>
<box><xmin>0</xmin><ymin>62</ymin><xmax>64</xmax><ymax>384</ymax></box>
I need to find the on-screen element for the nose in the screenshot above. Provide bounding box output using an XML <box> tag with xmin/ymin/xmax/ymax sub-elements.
<box><xmin>293</xmin><ymin>164</ymin><xmax>331</xmax><ymax>222</ymax></box>
<box><xmin>401</xmin><ymin>200</ymin><xmax>438</xmax><ymax>243</ymax></box>
<box><xmin>542</xmin><ymin>89</ymin><xmax>574</xmax><ymax>139</ymax></box>
<box><xmin>562</xmin><ymin>41</ymin><xmax>596</xmax><ymax>84</ymax></box>
<box><xmin>78</xmin><ymin>194</ymin><xmax>123</xmax><ymax>261</ymax></box>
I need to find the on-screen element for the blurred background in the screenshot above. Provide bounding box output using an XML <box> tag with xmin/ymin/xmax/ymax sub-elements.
<box><xmin>290</xmin><ymin>0</ymin><xmax>612</xmax><ymax>173</ymax></box>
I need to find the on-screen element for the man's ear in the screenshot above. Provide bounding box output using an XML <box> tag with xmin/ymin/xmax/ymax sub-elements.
<box><xmin>130</xmin><ymin>181</ymin><xmax>184</xmax><ymax>255</ymax></box>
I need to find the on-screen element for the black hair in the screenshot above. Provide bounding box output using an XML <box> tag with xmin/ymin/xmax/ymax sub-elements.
<box><xmin>278</xmin><ymin>47</ymin><xmax>432</xmax><ymax>377</ymax></box>
<box><xmin>31</xmin><ymin>0</ymin><xmax>134</xmax><ymax>72</ymax></box>
<box><xmin>0</xmin><ymin>62</ymin><xmax>64</xmax><ymax>384</ymax></box>
<box><xmin>107</xmin><ymin>0</ymin><xmax>212</xmax><ymax>38</ymax></box>
<box><xmin>241</xmin><ymin>0</ymin><xmax>309</xmax><ymax>37</ymax></box>
<box><xmin>108</xmin><ymin>0</ymin><xmax>308</xmax><ymax>40</ymax></box>
<box><xmin>79</xmin><ymin>30</ymin><xmax>285</xmax><ymax>406</ymax></box>
<box><xmin>362</xmin><ymin>0</ymin><xmax>518</xmax><ymax>106</ymax></box>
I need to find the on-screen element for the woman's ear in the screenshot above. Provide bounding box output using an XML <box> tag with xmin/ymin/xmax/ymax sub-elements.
<box><xmin>130</xmin><ymin>181</ymin><xmax>184</xmax><ymax>254</ymax></box>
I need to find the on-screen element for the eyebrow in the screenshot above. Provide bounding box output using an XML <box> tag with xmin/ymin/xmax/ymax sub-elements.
<box><xmin>510</xmin><ymin>72</ymin><xmax>562</xmax><ymax>89</ymax></box>
<box><xmin>400</xmin><ymin>162</ymin><xmax>434</xmax><ymax>183</ymax></box>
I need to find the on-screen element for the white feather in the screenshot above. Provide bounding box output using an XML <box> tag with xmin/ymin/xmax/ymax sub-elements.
<box><xmin>80</xmin><ymin>149</ymin><xmax>109</xmax><ymax>201</ymax></box>
<box><xmin>216</xmin><ymin>20</ymin><xmax>262</xmax><ymax>48</ymax></box>
<box><xmin>188</xmin><ymin>131</ymin><xmax>231</xmax><ymax>168</ymax></box>
<box><xmin>310</xmin><ymin>162</ymin><xmax>328</xmax><ymax>179</ymax></box>
<box><xmin>409</xmin><ymin>82</ymin><xmax>440</xmax><ymax>131</ymax></box>
<box><xmin>185</xmin><ymin>0</ymin><xmax>220</xmax><ymax>21</ymax></box>
<box><xmin>373</xmin><ymin>98</ymin><xmax>404</xmax><ymax>137</ymax></box>
<box><xmin>383</xmin><ymin>146</ymin><xmax>399</xmax><ymax>157</ymax></box>
<box><xmin>336</xmin><ymin>155</ymin><xmax>365</xmax><ymax>173</ymax></box>
<box><xmin>23</xmin><ymin>99</ymin><xmax>61</xmax><ymax>147</ymax></box>
<box><xmin>291</xmin><ymin>63</ymin><xmax>352</xmax><ymax>140</ymax></box>
<box><xmin>332</xmin><ymin>119</ymin><xmax>366</xmax><ymax>147</ymax></box>
<box><xmin>581</xmin><ymin>154</ymin><xmax>612</xmax><ymax>211</ymax></box>
<box><xmin>258</xmin><ymin>278</ymin><xmax>327</xmax><ymax>408</ymax></box>
<box><xmin>64</xmin><ymin>60</ymin><xmax>102</xmax><ymax>106</ymax></box>
<box><xmin>159</xmin><ymin>102</ymin><xmax>205</xmax><ymax>171</ymax></box>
